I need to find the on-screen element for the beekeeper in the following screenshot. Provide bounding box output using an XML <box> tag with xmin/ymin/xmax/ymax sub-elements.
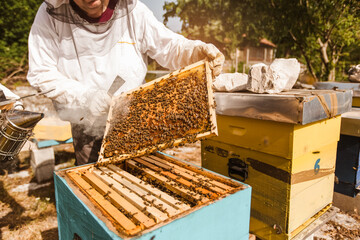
<box><xmin>27</xmin><ymin>0</ymin><xmax>224</xmax><ymax>165</ymax></box>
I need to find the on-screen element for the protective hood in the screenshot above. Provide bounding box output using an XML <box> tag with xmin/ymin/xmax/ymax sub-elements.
<box><xmin>45</xmin><ymin>0</ymin><xmax>69</xmax><ymax>9</ymax></box>
<box><xmin>44</xmin><ymin>0</ymin><xmax>137</xmax><ymax>31</ymax></box>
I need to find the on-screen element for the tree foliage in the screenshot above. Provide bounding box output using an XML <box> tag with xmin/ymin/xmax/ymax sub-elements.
<box><xmin>264</xmin><ymin>0</ymin><xmax>360</xmax><ymax>81</ymax></box>
<box><xmin>164</xmin><ymin>0</ymin><xmax>360</xmax><ymax>81</ymax></box>
<box><xmin>0</xmin><ymin>0</ymin><xmax>43</xmax><ymax>84</ymax></box>
<box><xmin>164</xmin><ymin>1</ymin><xmax>248</xmax><ymax>58</ymax></box>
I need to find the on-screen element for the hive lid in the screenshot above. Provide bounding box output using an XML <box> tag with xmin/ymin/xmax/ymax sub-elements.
<box><xmin>97</xmin><ymin>60</ymin><xmax>217</xmax><ymax>165</ymax></box>
<box><xmin>215</xmin><ymin>89</ymin><xmax>352</xmax><ymax>125</ymax></box>
<box><xmin>314</xmin><ymin>82</ymin><xmax>360</xmax><ymax>97</ymax></box>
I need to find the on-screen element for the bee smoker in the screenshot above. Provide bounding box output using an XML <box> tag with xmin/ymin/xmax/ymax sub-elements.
<box><xmin>0</xmin><ymin>110</ymin><xmax>44</xmax><ymax>162</ymax></box>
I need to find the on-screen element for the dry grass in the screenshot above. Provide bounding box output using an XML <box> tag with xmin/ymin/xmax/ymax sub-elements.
<box><xmin>0</xmin><ymin>150</ymin><xmax>75</xmax><ymax>240</ymax></box>
<box><xmin>0</xmin><ymin>172</ymin><xmax>58</xmax><ymax>240</ymax></box>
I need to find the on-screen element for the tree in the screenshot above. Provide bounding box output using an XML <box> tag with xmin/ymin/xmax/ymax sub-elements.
<box><xmin>164</xmin><ymin>0</ymin><xmax>360</xmax><ymax>81</ymax></box>
<box><xmin>0</xmin><ymin>0</ymin><xmax>43</xmax><ymax>83</ymax></box>
<box><xmin>164</xmin><ymin>1</ymin><xmax>226</xmax><ymax>56</ymax></box>
<box><xmin>265</xmin><ymin>0</ymin><xmax>360</xmax><ymax>81</ymax></box>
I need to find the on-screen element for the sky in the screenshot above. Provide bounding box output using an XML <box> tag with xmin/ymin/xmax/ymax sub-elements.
<box><xmin>141</xmin><ymin>0</ymin><xmax>182</xmax><ymax>33</ymax></box>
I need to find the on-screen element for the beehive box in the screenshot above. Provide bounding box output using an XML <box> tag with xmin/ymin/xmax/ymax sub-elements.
<box><xmin>202</xmin><ymin>90</ymin><xmax>352</xmax><ymax>240</ymax></box>
<box><xmin>55</xmin><ymin>61</ymin><xmax>252</xmax><ymax>239</ymax></box>
<box><xmin>55</xmin><ymin>152</ymin><xmax>251</xmax><ymax>240</ymax></box>
<box><xmin>335</xmin><ymin>108</ymin><xmax>360</xmax><ymax>197</ymax></box>
<box><xmin>335</xmin><ymin>135</ymin><xmax>360</xmax><ymax>197</ymax></box>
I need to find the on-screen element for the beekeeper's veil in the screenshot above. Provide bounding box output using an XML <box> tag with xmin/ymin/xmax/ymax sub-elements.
<box><xmin>44</xmin><ymin>0</ymin><xmax>136</xmax><ymax>33</ymax></box>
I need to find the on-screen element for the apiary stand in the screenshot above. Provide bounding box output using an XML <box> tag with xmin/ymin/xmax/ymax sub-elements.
<box><xmin>201</xmin><ymin>89</ymin><xmax>352</xmax><ymax>240</ymax></box>
<box><xmin>54</xmin><ymin>153</ymin><xmax>251</xmax><ymax>240</ymax></box>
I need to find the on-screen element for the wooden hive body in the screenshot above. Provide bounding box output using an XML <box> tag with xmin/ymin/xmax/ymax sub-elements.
<box><xmin>55</xmin><ymin>152</ymin><xmax>251</xmax><ymax>239</ymax></box>
<box><xmin>202</xmin><ymin>114</ymin><xmax>341</xmax><ymax>239</ymax></box>
<box><xmin>335</xmin><ymin>109</ymin><xmax>360</xmax><ymax>196</ymax></box>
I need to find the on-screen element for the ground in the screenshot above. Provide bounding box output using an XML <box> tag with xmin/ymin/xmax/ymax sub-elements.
<box><xmin>0</xmin><ymin>86</ymin><xmax>359</xmax><ymax>239</ymax></box>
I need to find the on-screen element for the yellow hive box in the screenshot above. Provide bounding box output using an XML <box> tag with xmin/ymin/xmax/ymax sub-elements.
<box><xmin>213</xmin><ymin>115</ymin><xmax>341</xmax><ymax>159</ymax></box>
<box><xmin>202</xmin><ymin>114</ymin><xmax>342</xmax><ymax>240</ymax></box>
<box><xmin>352</xmin><ymin>96</ymin><xmax>360</xmax><ymax>107</ymax></box>
<box><xmin>202</xmin><ymin>89</ymin><xmax>352</xmax><ymax>239</ymax></box>
<box><xmin>202</xmin><ymin>138</ymin><xmax>336</xmax><ymax>239</ymax></box>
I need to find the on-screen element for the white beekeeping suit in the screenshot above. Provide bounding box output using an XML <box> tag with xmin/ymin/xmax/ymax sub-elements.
<box><xmin>27</xmin><ymin>0</ymin><xmax>224</xmax><ymax>165</ymax></box>
<box><xmin>28</xmin><ymin>0</ymin><xmax>223</xmax><ymax>124</ymax></box>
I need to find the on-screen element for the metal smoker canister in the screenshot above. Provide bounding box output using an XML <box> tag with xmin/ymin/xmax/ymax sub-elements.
<box><xmin>0</xmin><ymin>110</ymin><xmax>44</xmax><ymax>161</ymax></box>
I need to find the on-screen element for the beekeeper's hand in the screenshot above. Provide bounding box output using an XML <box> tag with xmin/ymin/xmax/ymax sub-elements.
<box><xmin>86</xmin><ymin>90</ymin><xmax>112</xmax><ymax>117</ymax></box>
<box><xmin>193</xmin><ymin>44</ymin><xmax>225</xmax><ymax>77</ymax></box>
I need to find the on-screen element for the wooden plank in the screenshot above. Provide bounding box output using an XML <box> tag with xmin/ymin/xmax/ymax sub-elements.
<box><xmin>97</xmin><ymin>168</ymin><xmax>148</xmax><ymax>195</ymax></box>
<box><xmin>205</xmin><ymin>61</ymin><xmax>218</xmax><ymax>136</ymax></box>
<box><xmin>67</xmin><ymin>172</ymin><xmax>140</xmax><ymax>235</ymax></box>
<box><xmin>65</xmin><ymin>165</ymin><xmax>93</xmax><ymax>174</ymax></box>
<box><xmin>140</xmin><ymin>156</ymin><xmax>173</xmax><ymax>171</ymax></box>
<box><xmin>154</xmin><ymin>152</ymin><xmax>237</xmax><ymax>190</ymax></box>
<box><xmin>81</xmin><ymin>171</ymin><xmax>155</xmax><ymax>229</ymax></box>
<box><xmin>147</xmin><ymin>155</ymin><xmax>227</xmax><ymax>194</ymax></box>
<box><xmin>91</xmin><ymin>168</ymin><xmax>168</xmax><ymax>222</ymax></box>
<box><xmin>133</xmin><ymin>157</ymin><xmax>162</xmax><ymax>172</ymax></box>
<box><xmin>107</xmin><ymin>164</ymin><xmax>191</xmax><ymax>211</ymax></box>
<box><xmin>149</xmin><ymin>155</ymin><xmax>227</xmax><ymax>192</ymax></box>
<box><xmin>127</xmin><ymin>159</ymin><xmax>209</xmax><ymax>204</ymax></box>
<box><xmin>133</xmin><ymin>157</ymin><xmax>218</xmax><ymax>199</ymax></box>
<box><xmin>97</xmin><ymin>167</ymin><xmax>180</xmax><ymax>217</ymax></box>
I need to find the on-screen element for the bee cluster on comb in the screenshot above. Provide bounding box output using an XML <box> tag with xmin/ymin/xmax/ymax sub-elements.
<box><xmin>98</xmin><ymin>61</ymin><xmax>217</xmax><ymax>166</ymax></box>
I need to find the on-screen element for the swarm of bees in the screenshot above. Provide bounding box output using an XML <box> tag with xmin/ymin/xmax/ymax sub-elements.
<box><xmin>102</xmin><ymin>69</ymin><xmax>213</xmax><ymax>160</ymax></box>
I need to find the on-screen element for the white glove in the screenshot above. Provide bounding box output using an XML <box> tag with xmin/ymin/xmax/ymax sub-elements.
<box><xmin>193</xmin><ymin>44</ymin><xmax>225</xmax><ymax>77</ymax></box>
<box><xmin>13</xmin><ymin>101</ymin><xmax>24</xmax><ymax>110</ymax></box>
<box><xmin>85</xmin><ymin>90</ymin><xmax>112</xmax><ymax>117</ymax></box>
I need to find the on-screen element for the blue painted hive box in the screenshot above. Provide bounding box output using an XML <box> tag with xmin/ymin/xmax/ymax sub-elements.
<box><xmin>335</xmin><ymin>108</ymin><xmax>360</xmax><ymax>197</ymax></box>
<box><xmin>54</xmin><ymin>152</ymin><xmax>251</xmax><ymax>240</ymax></box>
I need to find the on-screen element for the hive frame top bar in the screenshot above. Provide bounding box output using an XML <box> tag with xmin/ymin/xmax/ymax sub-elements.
<box><xmin>97</xmin><ymin>60</ymin><xmax>217</xmax><ymax>165</ymax></box>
